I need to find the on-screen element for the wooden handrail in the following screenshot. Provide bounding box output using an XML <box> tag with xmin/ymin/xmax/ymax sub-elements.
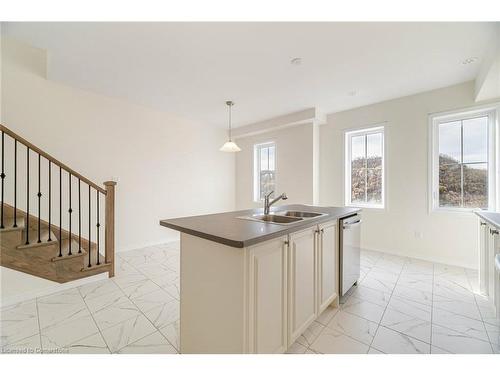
<box><xmin>0</xmin><ymin>124</ymin><xmax>106</xmax><ymax>194</ymax></box>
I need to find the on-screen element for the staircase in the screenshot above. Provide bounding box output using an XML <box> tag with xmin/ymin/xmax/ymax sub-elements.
<box><xmin>0</xmin><ymin>124</ymin><xmax>116</xmax><ymax>283</ymax></box>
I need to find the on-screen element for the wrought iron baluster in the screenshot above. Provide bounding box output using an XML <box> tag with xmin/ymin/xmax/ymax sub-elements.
<box><xmin>96</xmin><ymin>191</ymin><xmax>100</xmax><ymax>265</ymax></box>
<box><xmin>1</xmin><ymin>131</ymin><xmax>4</xmax><ymax>229</ymax></box>
<box><xmin>78</xmin><ymin>179</ymin><xmax>81</xmax><ymax>253</ymax></box>
<box><xmin>88</xmin><ymin>185</ymin><xmax>91</xmax><ymax>268</ymax></box>
<box><xmin>37</xmin><ymin>154</ymin><xmax>41</xmax><ymax>243</ymax></box>
<box><xmin>58</xmin><ymin>166</ymin><xmax>62</xmax><ymax>257</ymax></box>
<box><xmin>68</xmin><ymin>173</ymin><xmax>72</xmax><ymax>256</ymax></box>
<box><xmin>25</xmin><ymin>147</ymin><xmax>30</xmax><ymax>245</ymax></box>
<box><xmin>47</xmin><ymin>161</ymin><xmax>52</xmax><ymax>241</ymax></box>
<box><xmin>13</xmin><ymin>140</ymin><xmax>17</xmax><ymax>227</ymax></box>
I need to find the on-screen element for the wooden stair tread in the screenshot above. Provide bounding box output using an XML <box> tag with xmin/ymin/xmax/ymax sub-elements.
<box><xmin>81</xmin><ymin>262</ymin><xmax>111</xmax><ymax>272</ymax></box>
<box><xmin>51</xmin><ymin>238</ymin><xmax>86</xmax><ymax>261</ymax></box>
<box><xmin>17</xmin><ymin>227</ymin><xmax>57</xmax><ymax>249</ymax></box>
<box><xmin>0</xmin><ymin>217</ymin><xmax>25</xmax><ymax>232</ymax></box>
<box><xmin>83</xmin><ymin>245</ymin><xmax>106</xmax><ymax>266</ymax></box>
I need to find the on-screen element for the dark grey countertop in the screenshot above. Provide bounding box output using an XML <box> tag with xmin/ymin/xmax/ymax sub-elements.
<box><xmin>160</xmin><ymin>204</ymin><xmax>360</xmax><ymax>248</ymax></box>
<box><xmin>474</xmin><ymin>210</ymin><xmax>500</xmax><ymax>228</ymax></box>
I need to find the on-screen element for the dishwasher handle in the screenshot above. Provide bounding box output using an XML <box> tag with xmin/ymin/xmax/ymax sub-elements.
<box><xmin>343</xmin><ymin>219</ymin><xmax>362</xmax><ymax>229</ymax></box>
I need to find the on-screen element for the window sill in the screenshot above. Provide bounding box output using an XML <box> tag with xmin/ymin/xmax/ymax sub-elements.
<box><xmin>345</xmin><ymin>203</ymin><xmax>385</xmax><ymax>211</ymax></box>
<box><xmin>430</xmin><ymin>207</ymin><xmax>485</xmax><ymax>215</ymax></box>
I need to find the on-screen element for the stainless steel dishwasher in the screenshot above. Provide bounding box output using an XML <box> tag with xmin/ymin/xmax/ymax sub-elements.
<box><xmin>339</xmin><ymin>214</ymin><xmax>361</xmax><ymax>296</ymax></box>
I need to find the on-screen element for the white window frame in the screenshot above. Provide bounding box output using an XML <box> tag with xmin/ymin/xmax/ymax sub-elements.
<box><xmin>429</xmin><ymin>104</ymin><xmax>499</xmax><ymax>213</ymax></box>
<box><xmin>344</xmin><ymin>125</ymin><xmax>385</xmax><ymax>209</ymax></box>
<box><xmin>253</xmin><ymin>141</ymin><xmax>277</xmax><ymax>203</ymax></box>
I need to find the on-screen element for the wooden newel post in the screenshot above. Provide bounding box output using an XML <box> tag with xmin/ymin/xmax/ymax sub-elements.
<box><xmin>104</xmin><ymin>181</ymin><xmax>117</xmax><ymax>277</ymax></box>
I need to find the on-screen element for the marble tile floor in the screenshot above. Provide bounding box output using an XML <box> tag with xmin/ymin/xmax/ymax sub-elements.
<box><xmin>1</xmin><ymin>244</ymin><xmax>498</xmax><ymax>354</ymax></box>
<box><xmin>287</xmin><ymin>250</ymin><xmax>500</xmax><ymax>354</ymax></box>
<box><xmin>1</xmin><ymin>242</ymin><xmax>180</xmax><ymax>354</ymax></box>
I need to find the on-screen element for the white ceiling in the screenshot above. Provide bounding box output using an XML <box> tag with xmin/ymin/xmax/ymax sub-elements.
<box><xmin>2</xmin><ymin>22</ymin><xmax>497</xmax><ymax>127</ymax></box>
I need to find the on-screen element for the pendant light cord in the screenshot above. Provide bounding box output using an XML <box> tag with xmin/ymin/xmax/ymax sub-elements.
<box><xmin>228</xmin><ymin>102</ymin><xmax>232</xmax><ymax>141</ymax></box>
<box><xmin>220</xmin><ymin>100</ymin><xmax>240</xmax><ymax>152</ymax></box>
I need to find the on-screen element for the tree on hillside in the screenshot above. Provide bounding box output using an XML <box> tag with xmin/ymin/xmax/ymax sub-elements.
<box><xmin>438</xmin><ymin>154</ymin><xmax>487</xmax><ymax>208</ymax></box>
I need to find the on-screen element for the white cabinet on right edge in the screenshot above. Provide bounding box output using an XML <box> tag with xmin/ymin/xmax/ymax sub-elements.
<box><xmin>478</xmin><ymin>219</ymin><xmax>500</xmax><ymax>318</ymax></box>
<box><xmin>479</xmin><ymin>220</ymin><xmax>489</xmax><ymax>295</ymax></box>
<box><xmin>487</xmin><ymin>225</ymin><xmax>498</xmax><ymax>299</ymax></box>
<box><xmin>480</xmin><ymin>220</ymin><xmax>499</xmax><ymax>298</ymax></box>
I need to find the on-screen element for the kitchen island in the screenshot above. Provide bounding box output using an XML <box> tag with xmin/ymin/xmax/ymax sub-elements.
<box><xmin>160</xmin><ymin>204</ymin><xmax>360</xmax><ymax>353</ymax></box>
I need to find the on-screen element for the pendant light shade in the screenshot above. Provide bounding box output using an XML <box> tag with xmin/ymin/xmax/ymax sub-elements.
<box><xmin>220</xmin><ymin>101</ymin><xmax>241</xmax><ymax>152</ymax></box>
<box><xmin>219</xmin><ymin>140</ymin><xmax>241</xmax><ymax>152</ymax></box>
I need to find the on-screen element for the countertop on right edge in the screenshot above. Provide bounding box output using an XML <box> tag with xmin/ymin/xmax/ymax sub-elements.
<box><xmin>474</xmin><ymin>210</ymin><xmax>500</xmax><ymax>228</ymax></box>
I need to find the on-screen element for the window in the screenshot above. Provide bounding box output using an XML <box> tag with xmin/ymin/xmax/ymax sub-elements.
<box><xmin>345</xmin><ymin>126</ymin><xmax>385</xmax><ymax>208</ymax></box>
<box><xmin>254</xmin><ymin>142</ymin><xmax>276</xmax><ymax>201</ymax></box>
<box><xmin>430</xmin><ymin>107</ymin><xmax>497</xmax><ymax>211</ymax></box>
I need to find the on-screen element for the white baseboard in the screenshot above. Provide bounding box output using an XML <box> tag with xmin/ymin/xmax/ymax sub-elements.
<box><xmin>116</xmin><ymin>239</ymin><xmax>180</xmax><ymax>254</ymax></box>
<box><xmin>0</xmin><ymin>271</ymin><xmax>108</xmax><ymax>308</ymax></box>
<box><xmin>362</xmin><ymin>246</ymin><xmax>478</xmax><ymax>270</ymax></box>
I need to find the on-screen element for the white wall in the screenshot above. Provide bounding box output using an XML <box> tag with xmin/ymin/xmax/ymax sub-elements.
<box><xmin>0</xmin><ymin>267</ymin><xmax>108</xmax><ymax>307</ymax></box>
<box><xmin>234</xmin><ymin>122</ymin><xmax>315</xmax><ymax>209</ymax></box>
<box><xmin>1</xmin><ymin>38</ymin><xmax>235</xmax><ymax>305</ymax></box>
<box><xmin>320</xmin><ymin>81</ymin><xmax>499</xmax><ymax>269</ymax></box>
<box><xmin>475</xmin><ymin>23</ymin><xmax>500</xmax><ymax>102</ymax></box>
<box><xmin>0</xmin><ymin>27</ymin><xmax>2</xmax><ymax>122</ymax></box>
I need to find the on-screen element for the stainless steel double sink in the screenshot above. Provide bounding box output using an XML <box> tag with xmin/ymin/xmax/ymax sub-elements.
<box><xmin>238</xmin><ymin>210</ymin><xmax>327</xmax><ymax>225</ymax></box>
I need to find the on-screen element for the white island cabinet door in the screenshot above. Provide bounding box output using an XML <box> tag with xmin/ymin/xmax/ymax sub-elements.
<box><xmin>318</xmin><ymin>221</ymin><xmax>338</xmax><ymax>312</ymax></box>
<box><xmin>247</xmin><ymin>236</ymin><xmax>288</xmax><ymax>354</ymax></box>
<box><xmin>288</xmin><ymin>227</ymin><xmax>317</xmax><ymax>345</ymax></box>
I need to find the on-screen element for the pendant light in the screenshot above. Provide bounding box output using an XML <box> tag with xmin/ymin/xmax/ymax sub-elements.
<box><xmin>220</xmin><ymin>100</ymin><xmax>241</xmax><ymax>152</ymax></box>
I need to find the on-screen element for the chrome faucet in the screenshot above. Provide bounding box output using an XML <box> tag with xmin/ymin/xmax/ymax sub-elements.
<box><xmin>264</xmin><ymin>191</ymin><xmax>288</xmax><ymax>215</ymax></box>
